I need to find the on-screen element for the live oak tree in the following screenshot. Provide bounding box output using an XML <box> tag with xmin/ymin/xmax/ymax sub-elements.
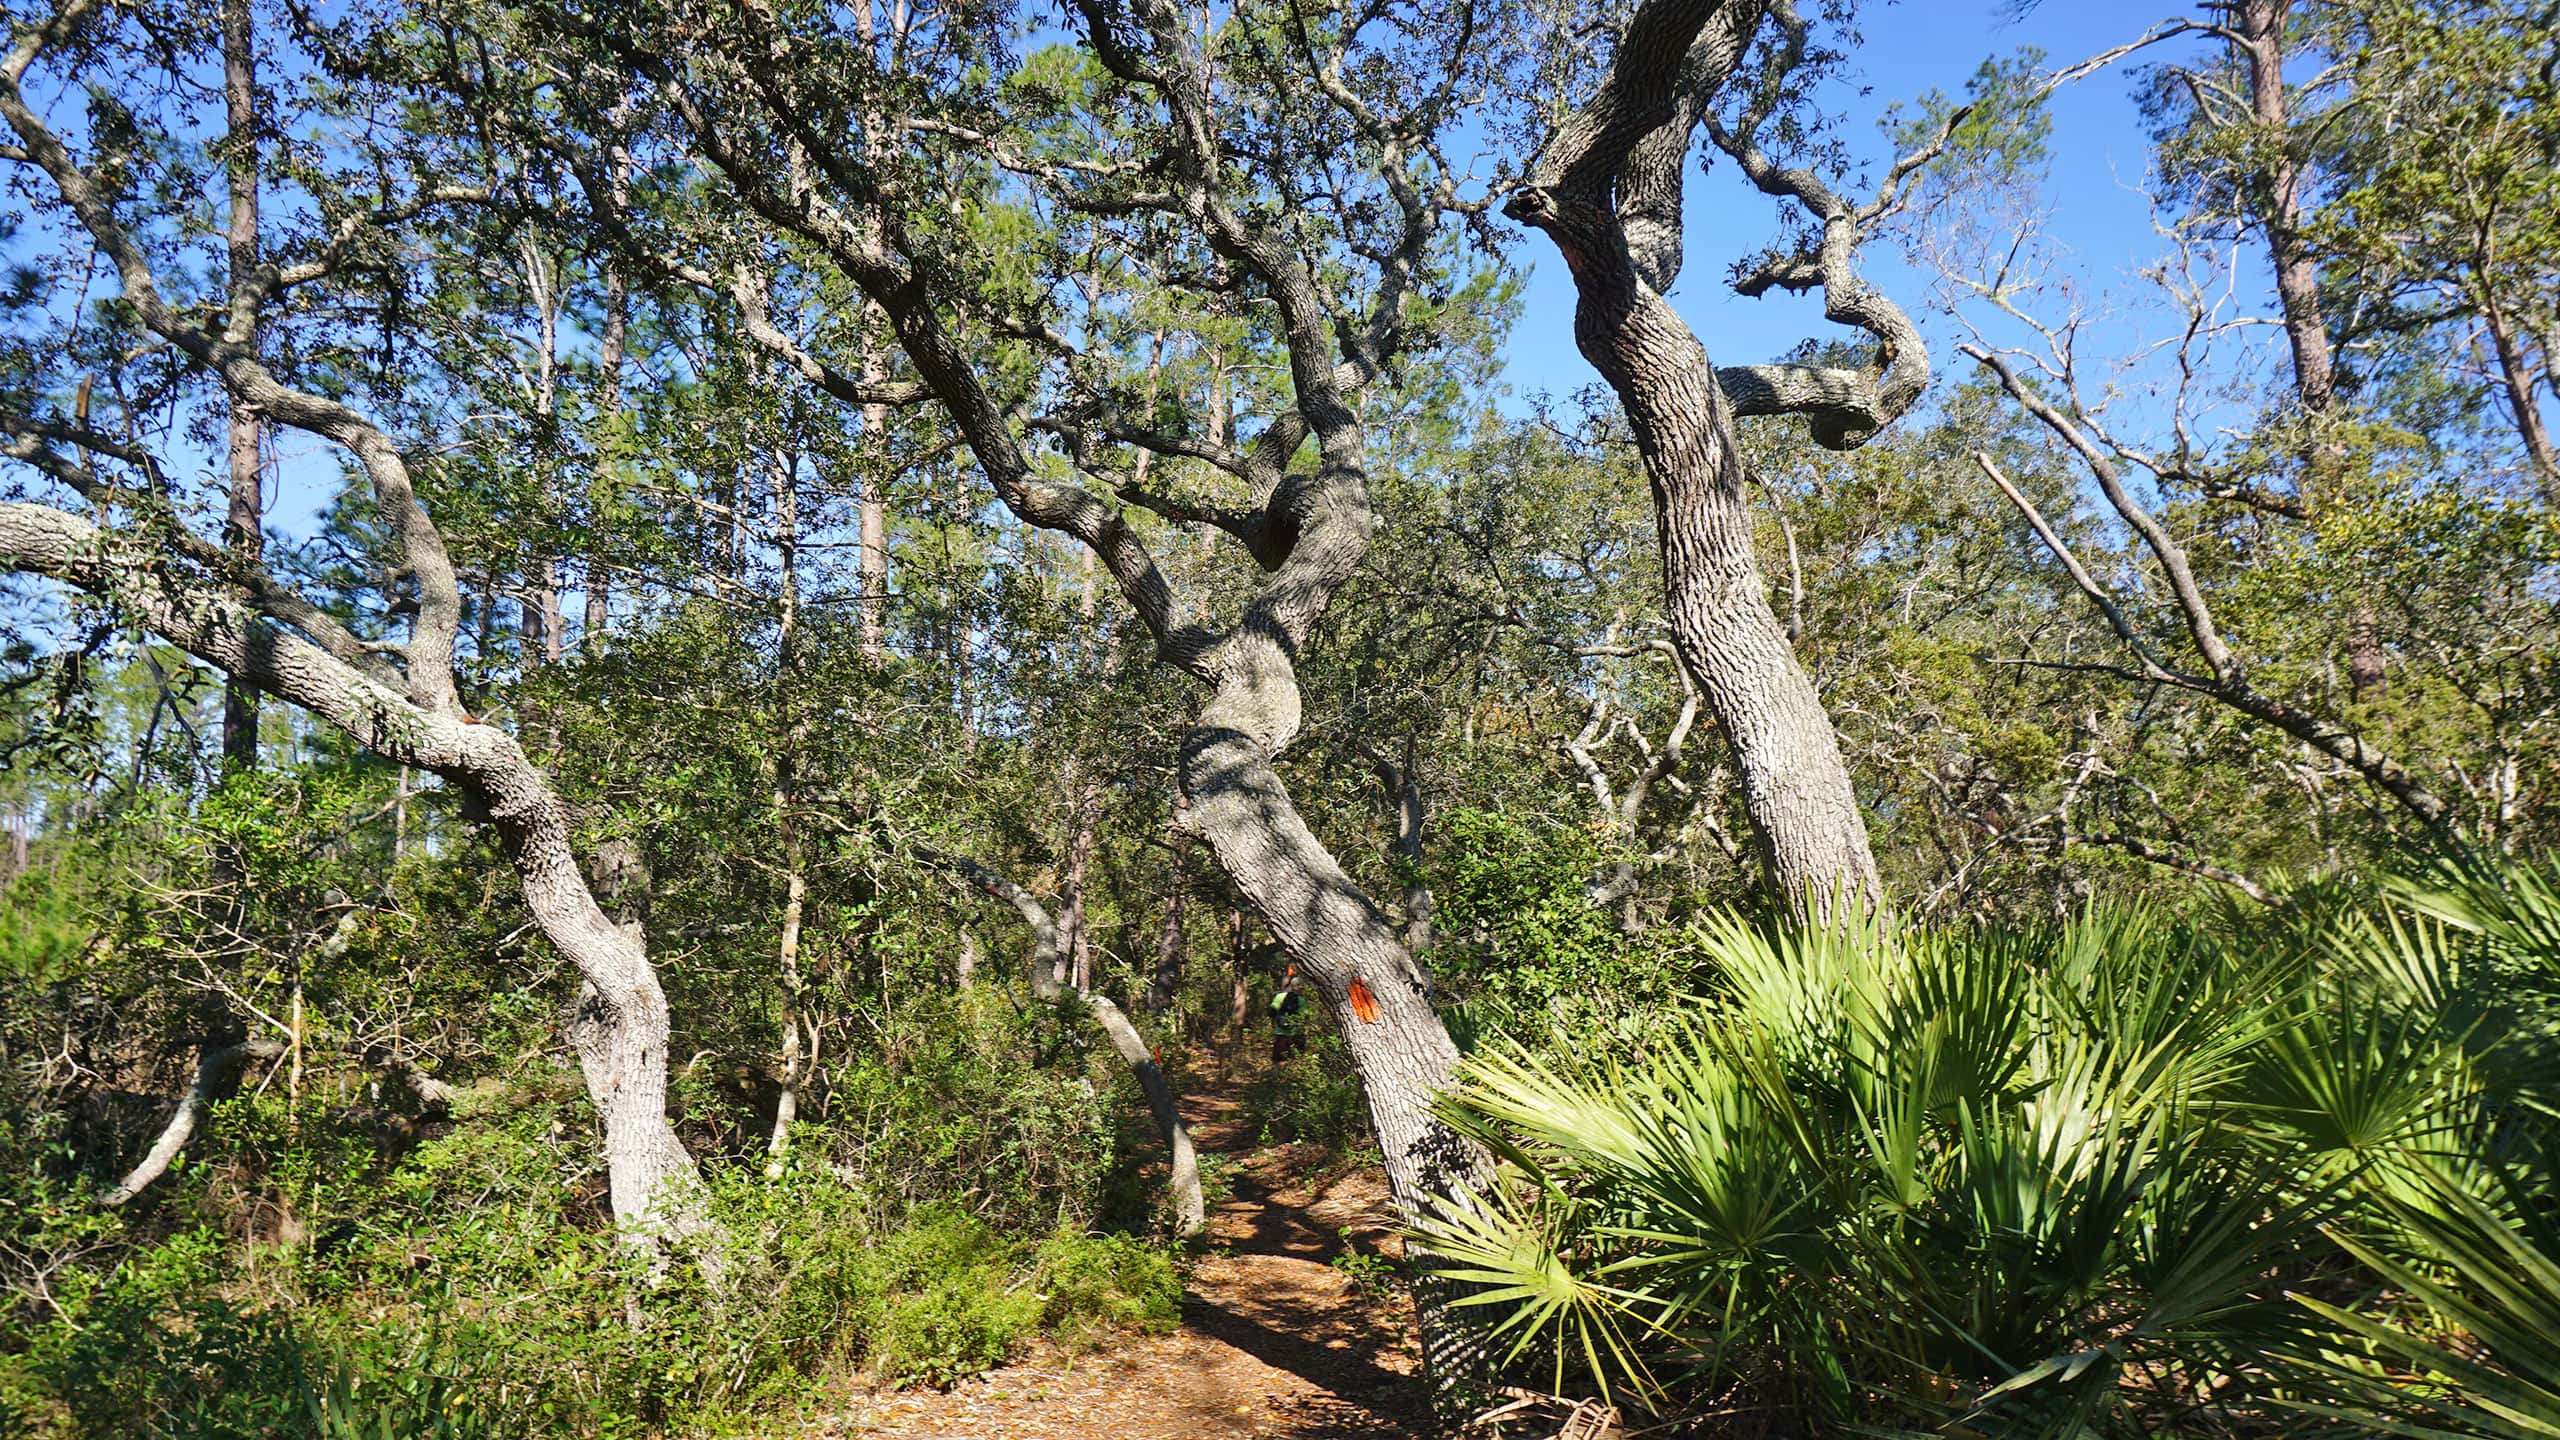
<box><xmin>1504</xmin><ymin>0</ymin><xmax>1957</xmax><ymax>906</ymax></box>
<box><xmin>0</xmin><ymin>0</ymin><xmax>714</xmax><ymax>1248</ymax></box>
<box><xmin>434</xmin><ymin>0</ymin><xmax>1521</xmax><ymax>1376</ymax></box>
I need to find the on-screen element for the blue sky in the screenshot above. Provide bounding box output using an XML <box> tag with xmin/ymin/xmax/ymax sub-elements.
<box><xmin>1498</xmin><ymin>1</ymin><xmax>2235</xmax><ymax>416</ymax></box>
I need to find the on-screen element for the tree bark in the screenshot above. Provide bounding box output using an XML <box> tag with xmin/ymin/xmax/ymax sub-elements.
<box><xmin>2233</xmin><ymin>0</ymin><xmax>2337</xmax><ymax>414</ymax></box>
<box><xmin>1225</xmin><ymin>909</ymin><xmax>1252</xmax><ymax>1036</ymax></box>
<box><xmin>1507</xmin><ymin>0</ymin><xmax>1881</xmax><ymax>909</ymax></box>
<box><xmin>2480</xmin><ymin>282</ymin><xmax>2560</xmax><ymax>494</ymax></box>
<box><xmin>521</xmin><ymin>239</ymin><xmax>563</xmax><ymax>667</ymax></box>
<box><xmin>585</xmin><ymin>132</ymin><xmax>633</xmax><ymax>657</ymax></box>
<box><xmin>858</xmin><ymin>336</ymin><xmax>892</xmax><ymax>660</ymax></box>
<box><xmin>766</xmin><ymin>441</ymin><xmax>809</xmax><ymax>1175</ymax></box>
<box><xmin>625</xmin><ymin>0</ymin><xmax>1493</xmax><ymax>1379</ymax></box>
<box><xmin>586</xmin><ymin>263</ymin><xmax>623</xmax><ymax>655</ymax></box>
<box><xmin>1546</xmin><ymin>240</ymin><xmax>1878</xmax><ymax>906</ymax></box>
<box><xmin>853</xmin><ymin>0</ymin><xmax>896</xmax><ymax>661</ymax></box>
<box><xmin>0</xmin><ymin>8</ymin><xmax>708</xmax><ymax>1256</ymax></box>
<box><xmin>218</xmin><ymin>0</ymin><xmax>261</xmax><ymax>770</ymax></box>
<box><xmin>99</xmin><ymin>1035</ymin><xmax>283</xmax><ymax>1208</ymax></box>
<box><xmin>1060</xmin><ymin>770</ymin><xmax>1100</xmax><ymax>993</ymax></box>
<box><xmin>2231</xmin><ymin>0</ymin><xmax>2395</xmax><ymax>697</ymax></box>
<box><xmin>1360</xmin><ymin>741</ymin><xmax>1437</xmax><ymax>959</ymax></box>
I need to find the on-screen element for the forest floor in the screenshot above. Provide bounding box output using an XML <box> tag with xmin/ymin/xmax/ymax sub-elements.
<box><xmin>825</xmin><ymin>1067</ymin><xmax>1433</xmax><ymax>1439</ymax></box>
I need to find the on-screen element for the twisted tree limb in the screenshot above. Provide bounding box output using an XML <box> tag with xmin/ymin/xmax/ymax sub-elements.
<box><xmin>1506</xmin><ymin>0</ymin><xmax>1882</xmax><ymax>906</ymax></box>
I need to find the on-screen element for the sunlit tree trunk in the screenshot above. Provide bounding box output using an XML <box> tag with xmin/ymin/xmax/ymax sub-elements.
<box><xmin>218</xmin><ymin>0</ymin><xmax>261</xmax><ymax>770</ymax></box>
<box><xmin>766</xmin><ymin>439</ymin><xmax>810</xmax><ymax>1174</ymax></box>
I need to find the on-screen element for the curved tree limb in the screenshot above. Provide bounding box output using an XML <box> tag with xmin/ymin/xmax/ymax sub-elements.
<box><xmin>1962</xmin><ymin>355</ymin><xmax>2450</xmax><ymax>826</ymax></box>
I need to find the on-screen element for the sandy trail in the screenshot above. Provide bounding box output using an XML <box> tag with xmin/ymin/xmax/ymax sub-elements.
<box><xmin>830</xmin><ymin>1080</ymin><xmax>1431</xmax><ymax>1439</ymax></box>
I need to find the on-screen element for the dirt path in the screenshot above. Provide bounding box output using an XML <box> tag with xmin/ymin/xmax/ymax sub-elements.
<box><xmin>831</xmin><ymin>1080</ymin><xmax>1431</xmax><ymax>1439</ymax></box>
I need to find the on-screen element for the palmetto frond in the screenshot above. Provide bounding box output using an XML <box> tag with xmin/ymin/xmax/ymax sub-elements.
<box><xmin>1420</xmin><ymin>863</ymin><xmax>2560</xmax><ymax>1435</ymax></box>
<box><xmin>2287</xmin><ymin>1160</ymin><xmax>2560</xmax><ymax>1440</ymax></box>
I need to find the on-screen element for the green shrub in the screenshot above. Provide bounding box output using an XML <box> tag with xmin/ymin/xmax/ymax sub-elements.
<box><xmin>1029</xmin><ymin>1230</ymin><xmax>1181</xmax><ymax>1336</ymax></box>
<box><xmin>820</xmin><ymin>990</ymin><xmax>1120</xmax><ymax>1234</ymax></box>
<box><xmin>872</xmin><ymin>1282</ymin><xmax>1037</xmax><ymax>1389</ymax></box>
<box><xmin>302</xmin><ymin>1351</ymin><xmax>499</xmax><ymax>1440</ymax></box>
<box><xmin>1417</xmin><ymin>866</ymin><xmax>2560</xmax><ymax>1435</ymax></box>
<box><xmin>859</xmin><ymin>1212</ymin><xmax>1179</xmax><ymax>1387</ymax></box>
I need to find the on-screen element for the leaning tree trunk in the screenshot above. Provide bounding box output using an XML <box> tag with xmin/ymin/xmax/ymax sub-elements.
<box><xmin>0</xmin><ymin>26</ymin><xmax>716</xmax><ymax>1268</ymax></box>
<box><xmin>100</xmin><ymin>1033</ymin><xmax>282</xmax><ymax>1207</ymax></box>
<box><xmin>1182</xmin><ymin>730</ymin><xmax>1490</xmax><ymax>1386</ymax></box>
<box><xmin>0</xmin><ymin>503</ymin><xmax>716</xmax><ymax>1251</ymax></box>
<box><xmin>1183</xmin><ymin>717</ymin><xmax>1474</xmax><ymax>1206</ymax></box>
<box><xmin>467</xmin><ymin>733</ymin><xmax>711</xmax><ymax>1250</ymax></box>
<box><xmin>1507</xmin><ymin>0</ymin><xmax>1883</xmax><ymax>909</ymax></box>
<box><xmin>1181</xmin><ymin>543</ymin><xmax>1494</xmax><ymax>1387</ymax></box>
<box><xmin>1577</xmin><ymin>282</ymin><xmax>1881</xmax><ymax>904</ymax></box>
<box><xmin>621</xmin><ymin>0</ymin><xmax>1495</xmax><ymax>1380</ymax></box>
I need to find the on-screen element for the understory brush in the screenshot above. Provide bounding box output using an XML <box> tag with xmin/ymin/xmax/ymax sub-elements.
<box><xmin>1</xmin><ymin>1145</ymin><xmax>1179</xmax><ymax>1439</ymax></box>
<box><xmin>0</xmin><ymin>985</ymin><xmax>1180</xmax><ymax>1438</ymax></box>
<box><xmin>1419</xmin><ymin>855</ymin><xmax>2560</xmax><ymax>1438</ymax></box>
<box><xmin>1245</xmin><ymin>1030</ymin><xmax>1372</xmax><ymax>1150</ymax></box>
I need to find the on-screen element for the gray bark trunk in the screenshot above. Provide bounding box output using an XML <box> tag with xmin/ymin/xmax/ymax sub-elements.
<box><xmin>1579</xmin><ymin>285</ymin><xmax>1879</xmax><ymax>904</ymax></box>
<box><xmin>99</xmin><ymin>1035</ymin><xmax>283</xmax><ymax>1208</ymax></box>
<box><xmin>766</xmin><ymin>441</ymin><xmax>809</xmax><ymax>1175</ymax></box>
<box><xmin>858</xmin><ymin>336</ymin><xmax>892</xmax><ymax>659</ymax></box>
<box><xmin>586</xmin><ymin>138</ymin><xmax>632</xmax><ymax>657</ymax></box>
<box><xmin>1507</xmin><ymin>0</ymin><xmax>1881</xmax><ymax>909</ymax></box>
<box><xmin>218</xmin><ymin>0</ymin><xmax>261</xmax><ymax>769</ymax></box>
<box><xmin>1060</xmin><ymin>772</ymin><xmax>1099</xmax><ymax>993</ymax></box>
<box><xmin>1148</xmin><ymin>829</ymin><xmax>1186</xmax><ymax>1013</ymax></box>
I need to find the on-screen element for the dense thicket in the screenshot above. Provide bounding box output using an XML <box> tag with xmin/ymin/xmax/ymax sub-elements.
<box><xmin>1</xmin><ymin>0</ymin><xmax>2556</xmax><ymax>1434</ymax></box>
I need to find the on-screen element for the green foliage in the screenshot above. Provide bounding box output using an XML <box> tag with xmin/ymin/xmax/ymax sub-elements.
<box><xmin>0</xmin><ymin>1128</ymin><xmax>1179</xmax><ymax>1438</ymax></box>
<box><xmin>1416</xmin><ymin>860</ymin><xmax>2560</xmax><ymax>1434</ymax></box>
<box><xmin>819</xmin><ymin>988</ymin><xmax>1124</xmax><ymax>1234</ymax></box>
<box><xmin>1428</xmin><ymin>809</ymin><xmax>1696</xmax><ymax>1052</ymax></box>
<box><xmin>11</xmin><ymin>2</ymin><xmax>2560</xmax><ymax>1436</ymax></box>
<box><xmin>2287</xmin><ymin>1161</ymin><xmax>2560</xmax><ymax>1440</ymax></box>
<box><xmin>860</xmin><ymin>1219</ymin><xmax>1178</xmax><ymax>1388</ymax></box>
<box><xmin>1330</xmin><ymin>1230</ymin><xmax>1403</xmax><ymax>1303</ymax></box>
<box><xmin>301</xmin><ymin>1351</ymin><xmax>499</xmax><ymax>1440</ymax></box>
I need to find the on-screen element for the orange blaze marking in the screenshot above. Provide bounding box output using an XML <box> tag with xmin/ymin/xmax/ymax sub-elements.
<box><xmin>1347</xmin><ymin>977</ymin><xmax>1381</xmax><ymax>1024</ymax></box>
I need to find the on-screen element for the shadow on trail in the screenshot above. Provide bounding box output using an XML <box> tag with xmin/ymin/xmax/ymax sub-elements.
<box><xmin>1217</xmin><ymin>1164</ymin><xmax>1353</xmax><ymax>1262</ymax></box>
<box><xmin>1182</xmin><ymin>1292</ymin><xmax>1415</xmax><ymax>1415</ymax></box>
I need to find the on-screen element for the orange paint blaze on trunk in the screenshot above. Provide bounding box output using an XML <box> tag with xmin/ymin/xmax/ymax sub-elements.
<box><xmin>1347</xmin><ymin>977</ymin><xmax>1380</xmax><ymax>1024</ymax></box>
